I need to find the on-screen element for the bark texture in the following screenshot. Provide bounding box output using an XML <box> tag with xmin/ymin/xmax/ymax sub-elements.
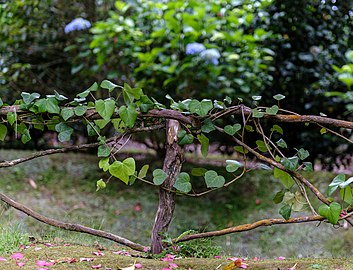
<box><xmin>151</xmin><ymin>119</ymin><xmax>184</xmax><ymax>254</ymax></box>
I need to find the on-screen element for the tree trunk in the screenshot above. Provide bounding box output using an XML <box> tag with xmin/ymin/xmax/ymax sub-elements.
<box><xmin>151</xmin><ymin>120</ymin><xmax>184</xmax><ymax>254</ymax></box>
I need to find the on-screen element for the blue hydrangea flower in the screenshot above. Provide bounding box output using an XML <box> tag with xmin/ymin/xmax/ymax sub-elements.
<box><xmin>64</xmin><ymin>18</ymin><xmax>91</xmax><ymax>34</ymax></box>
<box><xmin>186</xmin><ymin>42</ymin><xmax>206</xmax><ymax>55</ymax></box>
<box><xmin>200</xmin><ymin>48</ymin><xmax>221</xmax><ymax>65</ymax></box>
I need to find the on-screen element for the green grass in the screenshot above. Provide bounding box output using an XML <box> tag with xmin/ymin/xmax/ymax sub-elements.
<box><xmin>0</xmin><ymin>225</ymin><xmax>29</xmax><ymax>254</ymax></box>
<box><xmin>0</xmin><ymin>149</ymin><xmax>352</xmax><ymax>259</ymax></box>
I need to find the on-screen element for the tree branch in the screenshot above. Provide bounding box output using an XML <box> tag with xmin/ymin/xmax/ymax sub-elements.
<box><xmin>0</xmin><ymin>191</ymin><xmax>147</xmax><ymax>252</ymax></box>
<box><xmin>174</xmin><ymin>215</ymin><xmax>325</xmax><ymax>243</ymax></box>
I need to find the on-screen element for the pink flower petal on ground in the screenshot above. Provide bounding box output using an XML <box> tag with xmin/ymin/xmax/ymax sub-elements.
<box><xmin>35</xmin><ymin>247</ymin><xmax>42</xmax><ymax>251</ymax></box>
<box><xmin>91</xmin><ymin>264</ymin><xmax>102</xmax><ymax>269</ymax></box>
<box><xmin>169</xmin><ymin>262</ymin><xmax>178</xmax><ymax>268</ymax></box>
<box><xmin>80</xmin><ymin>258</ymin><xmax>95</xmax><ymax>262</ymax></box>
<box><xmin>11</xmin><ymin>252</ymin><xmax>24</xmax><ymax>260</ymax></box>
<box><xmin>335</xmin><ymin>268</ymin><xmax>342</xmax><ymax>270</ymax></box>
<box><xmin>67</xmin><ymin>258</ymin><xmax>77</xmax><ymax>263</ymax></box>
<box><xmin>214</xmin><ymin>255</ymin><xmax>221</xmax><ymax>259</ymax></box>
<box><xmin>37</xmin><ymin>268</ymin><xmax>48</xmax><ymax>270</ymax></box>
<box><xmin>64</xmin><ymin>244</ymin><xmax>71</xmax><ymax>246</ymax></box>
<box><xmin>44</xmin><ymin>243</ymin><xmax>54</xmax><ymax>247</ymax></box>
<box><xmin>135</xmin><ymin>263</ymin><xmax>142</xmax><ymax>268</ymax></box>
<box><xmin>227</xmin><ymin>257</ymin><xmax>239</xmax><ymax>261</ymax></box>
<box><xmin>253</xmin><ymin>257</ymin><xmax>260</xmax><ymax>261</ymax></box>
<box><xmin>36</xmin><ymin>260</ymin><xmax>54</xmax><ymax>266</ymax></box>
<box><xmin>162</xmin><ymin>268</ymin><xmax>171</xmax><ymax>270</ymax></box>
<box><xmin>278</xmin><ymin>256</ymin><xmax>286</xmax><ymax>260</ymax></box>
<box><xmin>0</xmin><ymin>257</ymin><xmax>6</xmax><ymax>261</ymax></box>
<box><xmin>92</xmin><ymin>251</ymin><xmax>105</xmax><ymax>256</ymax></box>
<box><xmin>143</xmin><ymin>247</ymin><xmax>149</xmax><ymax>252</ymax></box>
<box><xmin>240</xmin><ymin>263</ymin><xmax>248</xmax><ymax>269</ymax></box>
<box><xmin>16</xmin><ymin>261</ymin><xmax>25</xmax><ymax>267</ymax></box>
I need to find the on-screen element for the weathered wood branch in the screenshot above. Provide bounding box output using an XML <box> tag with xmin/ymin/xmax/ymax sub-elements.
<box><xmin>174</xmin><ymin>215</ymin><xmax>325</xmax><ymax>243</ymax></box>
<box><xmin>0</xmin><ymin>191</ymin><xmax>147</xmax><ymax>252</ymax></box>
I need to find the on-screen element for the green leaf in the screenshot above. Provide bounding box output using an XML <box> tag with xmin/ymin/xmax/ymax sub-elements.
<box><xmin>77</xmin><ymin>82</ymin><xmax>98</xmax><ymax>98</ymax></box>
<box><xmin>252</xmin><ymin>108</ymin><xmax>264</xmax><ymax>118</ymax></box>
<box><xmin>99</xmin><ymin>158</ymin><xmax>110</xmax><ymax>172</ymax></box>
<box><xmin>191</xmin><ymin>168</ymin><xmax>208</xmax><ymax>176</ymax></box>
<box><xmin>153</xmin><ymin>169</ymin><xmax>167</xmax><ymax>185</ymax></box>
<box><xmin>94</xmin><ymin>119</ymin><xmax>110</xmax><ymax>129</ymax></box>
<box><xmin>119</xmin><ymin>104</ymin><xmax>138</xmax><ymax>128</ymax></box>
<box><xmin>226</xmin><ymin>160</ymin><xmax>242</xmax><ymax>173</ymax></box>
<box><xmin>123</xmin><ymin>83</ymin><xmax>143</xmax><ymax>104</ymax></box>
<box><xmin>320</xmin><ymin>127</ymin><xmax>327</xmax><ymax>134</ymax></box>
<box><xmin>274</xmin><ymin>167</ymin><xmax>294</xmax><ymax>189</ymax></box>
<box><xmin>276</xmin><ymin>138</ymin><xmax>287</xmax><ymax>148</ymax></box>
<box><xmin>101</xmin><ymin>80</ymin><xmax>118</xmax><ymax>92</ymax></box>
<box><xmin>201</xmin><ymin>119</ymin><xmax>216</xmax><ymax>133</ymax></box>
<box><xmin>266</xmin><ymin>105</ymin><xmax>279</xmax><ymax>115</ymax></box>
<box><xmin>256</xmin><ymin>140</ymin><xmax>271</xmax><ymax>152</ymax></box>
<box><xmin>55</xmin><ymin>123</ymin><xmax>73</xmax><ymax>142</ymax></box>
<box><xmin>138</xmin><ymin>165</ymin><xmax>149</xmax><ymax>179</ymax></box>
<box><xmin>340</xmin><ymin>186</ymin><xmax>353</xmax><ymax>205</ymax></box>
<box><xmin>0</xmin><ymin>124</ymin><xmax>7</xmax><ymax>141</ymax></box>
<box><xmin>177</xmin><ymin>130</ymin><xmax>194</xmax><ymax>145</ymax></box>
<box><xmin>281</xmin><ymin>156</ymin><xmax>299</xmax><ymax>170</ymax></box>
<box><xmin>61</xmin><ymin>108</ymin><xmax>74</xmax><ymax>121</ymax></box>
<box><xmin>204</xmin><ymin>170</ymin><xmax>225</xmax><ymax>188</ymax></box>
<box><xmin>21</xmin><ymin>92</ymin><xmax>40</xmax><ymax>104</ymax></box>
<box><xmin>303</xmin><ymin>162</ymin><xmax>313</xmax><ymax>172</ymax></box>
<box><xmin>139</xmin><ymin>95</ymin><xmax>154</xmax><ymax>113</ymax></box>
<box><xmin>234</xmin><ymin>146</ymin><xmax>248</xmax><ymax>154</ymax></box>
<box><xmin>173</xmin><ymin>172</ymin><xmax>192</xmax><ymax>193</ymax></box>
<box><xmin>279</xmin><ymin>204</ymin><xmax>292</xmax><ymax>220</ymax></box>
<box><xmin>271</xmin><ymin>125</ymin><xmax>283</xmax><ymax>135</ymax></box>
<box><xmin>87</xmin><ymin>124</ymin><xmax>100</xmax><ymax>136</ymax></box>
<box><xmin>109</xmin><ymin>157</ymin><xmax>136</xmax><ymax>184</ymax></box>
<box><xmin>74</xmin><ymin>105</ymin><xmax>88</xmax><ymax>116</ymax></box>
<box><xmin>252</xmin><ymin>95</ymin><xmax>262</xmax><ymax>101</ymax></box>
<box><xmin>197</xmin><ymin>133</ymin><xmax>209</xmax><ymax>157</ymax></box>
<box><xmin>95</xmin><ymin>99</ymin><xmax>116</xmax><ymax>121</ymax></box>
<box><xmin>327</xmin><ymin>174</ymin><xmax>345</xmax><ymax>195</ymax></box>
<box><xmin>0</xmin><ymin>97</ymin><xmax>3</xmax><ymax>107</ymax></box>
<box><xmin>98</xmin><ymin>145</ymin><xmax>110</xmax><ymax>157</ymax></box>
<box><xmin>273</xmin><ymin>94</ymin><xmax>286</xmax><ymax>101</ymax></box>
<box><xmin>54</xmin><ymin>90</ymin><xmax>68</xmax><ymax>101</ymax></box>
<box><xmin>96</xmin><ymin>179</ymin><xmax>106</xmax><ymax>191</ymax></box>
<box><xmin>188</xmin><ymin>99</ymin><xmax>213</xmax><ymax>116</ymax></box>
<box><xmin>318</xmin><ymin>202</ymin><xmax>341</xmax><ymax>224</ymax></box>
<box><xmin>340</xmin><ymin>176</ymin><xmax>353</xmax><ymax>189</ymax></box>
<box><xmin>296</xmin><ymin>148</ymin><xmax>310</xmax><ymax>160</ymax></box>
<box><xmin>273</xmin><ymin>190</ymin><xmax>285</xmax><ymax>204</ymax></box>
<box><xmin>224</xmin><ymin>124</ymin><xmax>241</xmax><ymax>136</ymax></box>
<box><xmin>338</xmin><ymin>73</ymin><xmax>353</xmax><ymax>87</ymax></box>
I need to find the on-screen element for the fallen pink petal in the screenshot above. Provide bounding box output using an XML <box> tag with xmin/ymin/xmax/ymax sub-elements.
<box><xmin>162</xmin><ymin>268</ymin><xmax>171</xmax><ymax>270</ymax></box>
<box><xmin>67</xmin><ymin>258</ymin><xmax>77</xmax><ymax>263</ymax></box>
<box><xmin>91</xmin><ymin>264</ymin><xmax>102</xmax><ymax>269</ymax></box>
<box><xmin>37</xmin><ymin>268</ymin><xmax>49</xmax><ymax>270</ymax></box>
<box><xmin>214</xmin><ymin>255</ymin><xmax>221</xmax><ymax>259</ymax></box>
<box><xmin>227</xmin><ymin>257</ymin><xmax>239</xmax><ymax>261</ymax></box>
<box><xmin>36</xmin><ymin>260</ymin><xmax>54</xmax><ymax>267</ymax></box>
<box><xmin>34</xmin><ymin>247</ymin><xmax>42</xmax><ymax>251</ymax></box>
<box><xmin>240</xmin><ymin>264</ymin><xmax>248</xmax><ymax>269</ymax></box>
<box><xmin>135</xmin><ymin>263</ymin><xmax>143</xmax><ymax>268</ymax></box>
<box><xmin>44</xmin><ymin>243</ymin><xmax>54</xmax><ymax>247</ymax></box>
<box><xmin>0</xmin><ymin>257</ymin><xmax>7</xmax><ymax>262</ymax></box>
<box><xmin>80</xmin><ymin>258</ymin><xmax>95</xmax><ymax>262</ymax></box>
<box><xmin>253</xmin><ymin>257</ymin><xmax>260</xmax><ymax>261</ymax></box>
<box><xmin>92</xmin><ymin>251</ymin><xmax>105</xmax><ymax>256</ymax></box>
<box><xmin>11</xmin><ymin>252</ymin><xmax>24</xmax><ymax>260</ymax></box>
<box><xmin>169</xmin><ymin>262</ymin><xmax>178</xmax><ymax>268</ymax></box>
<box><xmin>278</xmin><ymin>256</ymin><xmax>286</xmax><ymax>260</ymax></box>
<box><xmin>143</xmin><ymin>247</ymin><xmax>149</xmax><ymax>252</ymax></box>
<box><xmin>16</xmin><ymin>261</ymin><xmax>25</xmax><ymax>267</ymax></box>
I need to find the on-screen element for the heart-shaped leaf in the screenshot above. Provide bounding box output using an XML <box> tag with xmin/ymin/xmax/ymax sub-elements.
<box><xmin>188</xmin><ymin>99</ymin><xmax>213</xmax><ymax>116</ymax></box>
<box><xmin>119</xmin><ymin>104</ymin><xmax>138</xmax><ymax>128</ymax></box>
<box><xmin>224</xmin><ymin>124</ymin><xmax>241</xmax><ymax>136</ymax></box>
<box><xmin>153</xmin><ymin>169</ymin><xmax>167</xmax><ymax>185</ymax></box>
<box><xmin>252</xmin><ymin>108</ymin><xmax>264</xmax><ymax>118</ymax></box>
<box><xmin>96</xmin><ymin>179</ymin><xmax>106</xmax><ymax>191</ymax></box>
<box><xmin>95</xmin><ymin>99</ymin><xmax>115</xmax><ymax>121</ymax></box>
<box><xmin>21</xmin><ymin>92</ymin><xmax>40</xmax><ymax>104</ymax></box>
<box><xmin>101</xmin><ymin>80</ymin><xmax>118</xmax><ymax>92</ymax></box>
<box><xmin>177</xmin><ymin>130</ymin><xmax>194</xmax><ymax>145</ymax></box>
<box><xmin>197</xmin><ymin>133</ymin><xmax>209</xmax><ymax>157</ymax></box>
<box><xmin>98</xmin><ymin>158</ymin><xmax>110</xmax><ymax>172</ymax></box>
<box><xmin>318</xmin><ymin>202</ymin><xmax>341</xmax><ymax>224</ymax></box>
<box><xmin>273</xmin><ymin>94</ymin><xmax>286</xmax><ymax>101</ymax></box>
<box><xmin>266</xmin><ymin>105</ymin><xmax>279</xmax><ymax>115</ymax></box>
<box><xmin>226</xmin><ymin>160</ymin><xmax>242</xmax><ymax>173</ymax></box>
<box><xmin>279</xmin><ymin>204</ymin><xmax>292</xmax><ymax>220</ymax></box>
<box><xmin>173</xmin><ymin>172</ymin><xmax>191</xmax><ymax>193</ymax></box>
<box><xmin>274</xmin><ymin>167</ymin><xmax>294</xmax><ymax>189</ymax></box>
<box><xmin>109</xmin><ymin>158</ymin><xmax>136</xmax><ymax>184</ymax></box>
<box><xmin>204</xmin><ymin>170</ymin><xmax>225</xmax><ymax>188</ymax></box>
<box><xmin>138</xmin><ymin>165</ymin><xmax>149</xmax><ymax>179</ymax></box>
<box><xmin>0</xmin><ymin>124</ymin><xmax>7</xmax><ymax>141</ymax></box>
<box><xmin>191</xmin><ymin>168</ymin><xmax>208</xmax><ymax>176</ymax></box>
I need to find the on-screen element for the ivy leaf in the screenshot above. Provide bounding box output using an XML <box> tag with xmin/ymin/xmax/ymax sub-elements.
<box><xmin>101</xmin><ymin>80</ymin><xmax>118</xmax><ymax>92</ymax></box>
<box><xmin>94</xmin><ymin>119</ymin><xmax>110</xmax><ymax>129</ymax></box>
<box><xmin>252</xmin><ymin>95</ymin><xmax>262</xmax><ymax>101</ymax></box>
<box><xmin>119</xmin><ymin>104</ymin><xmax>138</xmax><ymax>128</ymax></box>
<box><xmin>271</xmin><ymin>125</ymin><xmax>283</xmax><ymax>135</ymax></box>
<box><xmin>266</xmin><ymin>105</ymin><xmax>279</xmax><ymax>115</ymax></box>
<box><xmin>55</xmin><ymin>123</ymin><xmax>73</xmax><ymax>142</ymax></box>
<box><xmin>318</xmin><ymin>202</ymin><xmax>341</xmax><ymax>224</ymax></box>
<box><xmin>54</xmin><ymin>90</ymin><xmax>68</xmax><ymax>101</ymax></box>
<box><xmin>273</xmin><ymin>94</ymin><xmax>286</xmax><ymax>101</ymax></box>
<box><xmin>173</xmin><ymin>172</ymin><xmax>192</xmax><ymax>193</ymax></box>
<box><xmin>109</xmin><ymin>157</ymin><xmax>136</xmax><ymax>184</ymax></box>
<box><xmin>204</xmin><ymin>170</ymin><xmax>225</xmax><ymax>188</ymax></box>
<box><xmin>95</xmin><ymin>99</ymin><xmax>116</xmax><ymax>121</ymax></box>
<box><xmin>303</xmin><ymin>162</ymin><xmax>313</xmax><ymax>172</ymax></box>
<box><xmin>320</xmin><ymin>127</ymin><xmax>327</xmax><ymax>134</ymax></box>
<box><xmin>224</xmin><ymin>124</ymin><xmax>241</xmax><ymax>136</ymax></box>
<box><xmin>0</xmin><ymin>97</ymin><xmax>3</xmax><ymax>107</ymax></box>
<box><xmin>87</xmin><ymin>124</ymin><xmax>100</xmax><ymax>136</ymax></box>
<box><xmin>138</xmin><ymin>165</ymin><xmax>149</xmax><ymax>179</ymax></box>
<box><xmin>153</xmin><ymin>169</ymin><xmax>167</xmax><ymax>185</ymax></box>
<box><xmin>177</xmin><ymin>130</ymin><xmax>194</xmax><ymax>145</ymax></box>
<box><xmin>77</xmin><ymin>82</ymin><xmax>98</xmax><ymax>98</ymax></box>
<box><xmin>191</xmin><ymin>168</ymin><xmax>208</xmax><ymax>176</ymax></box>
<box><xmin>274</xmin><ymin>167</ymin><xmax>294</xmax><ymax>189</ymax></box>
<box><xmin>61</xmin><ymin>108</ymin><xmax>74</xmax><ymax>121</ymax></box>
<box><xmin>273</xmin><ymin>190</ymin><xmax>285</xmax><ymax>204</ymax></box>
<box><xmin>281</xmin><ymin>156</ymin><xmax>299</xmax><ymax>170</ymax></box>
<box><xmin>296</xmin><ymin>148</ymin><xmax>310</xmax><ymax>160</ymax></box>
<box><xmin>252</xmin><ymin>108</ymin><xmax>264</xmax><ymax>118</ymax></box>
<box><xmin>21</xmin><ymin>92</ymin><xmax>40</xmax><ymax>104</ymax></box>
<box><xmin>123</xmin><ymin>83</ymin><xmax>143</xmax><ymax>104</ymax></box>
<box><xmin>276</xmin><ymin>138</ymin><xmax>287</xmax><ymax>148</ymax></box>
<box><xmin>188</xmin><ymin>99</ymin><xmax>213</xmax><ymax>116</ymax></box>
<box><xmin>197</xmin><ymin>133</ymin><xmax>209</xmax><ymax>157</ymax></box>
<box><xmin>97</xmin><ymin>145</ymin><xmax>110</xmax><ymax>157</ymax></box>
<box><xmin>201</xmin><ymin>119</ymin><xmax>216</xmax><ymax>133</ymax></box>
<box><xmin>279</xmin><ymin>204</ymin><xmax>292</xmax><ymax>220</ymax></box>
<box><xmin>0</xmin><ymin>124</ymin><xmax>7</xmax><ymax>141</ymax></box>
<box><xmin>74</xmin><ymin>105</ymin><xmax>88</xmax><ymax>116</ymax></box>
<box><xmin>327</xmin><ymin>174</ymin><xmax>345</xmax><ymax>195</ymax></box>
<box><xmin>139</xmin><ymin>95</ymin><xmax>154</xmax><ymax>113</ymax></box>
<box><xmin>256</xmin><ymin>140</ymin><xmax>271</xmax><ymax>152</ymax></box>
<box><xmin>340</xmin><ymin>186</ymin><xmax>353</xmax><ymax>205</ymax></box>
<box><xmin>226</xmin><ymin>160</ymin><xmax>242</xmax><ymax>173</ymax></box>
<box><xmin>234</xmin><ymin>146</ymin><xmax>248</xmax><ymax>154</ymax></box>
<box><xmin>98</xmin><ymin>158</ymin><xmax>110</xmax><ymax>172</ymax></box>
<box><xmin>96</xmin><ymin>179</ymin><xmax>106</xmax><ymax>191</ymax></box>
